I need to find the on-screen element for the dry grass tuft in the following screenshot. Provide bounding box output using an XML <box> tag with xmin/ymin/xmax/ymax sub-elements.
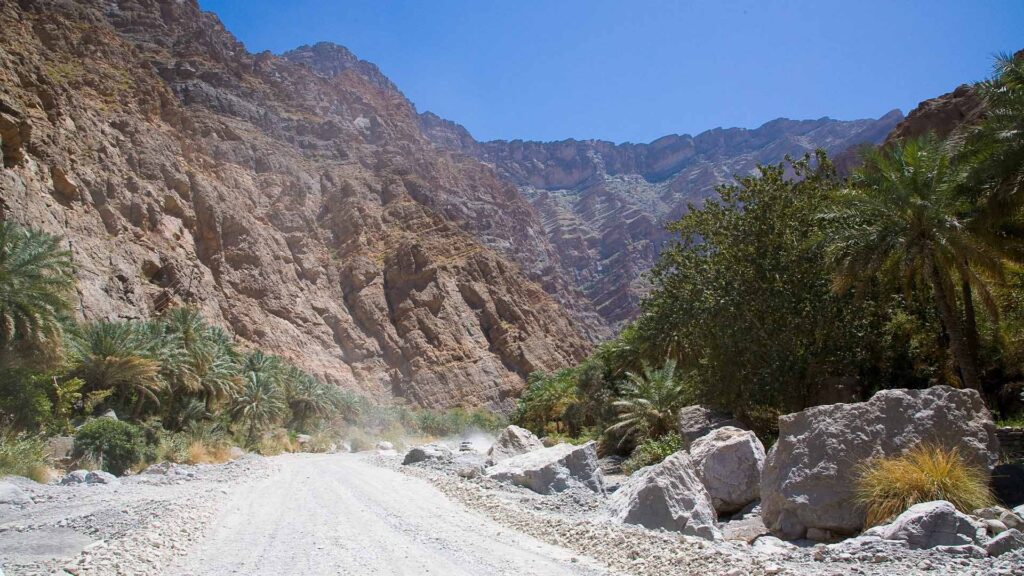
<box><xmin>185</xmin><ymin>441</ymin><xmax>233</xmax><ymax>464</ymax></box>
<box><xmin>855</xmin><ymin>444</ymin><xmax>994</xmax><ymax>527</ymax></box>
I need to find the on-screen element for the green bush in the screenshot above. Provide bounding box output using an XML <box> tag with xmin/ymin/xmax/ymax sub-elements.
<box><xmin>0</xmin><ymin>434</ymin><xmax>51</xmax><ymax>482</ymax></box>
<box><xmin>74</xmin><ymin>418</ymin><xmax>145</xmax><ymax>476</ymax></box>
<box><xmin>621</xmin><ymin>432</ymin><xmax>683</xmax><ymax>475</ymax></box>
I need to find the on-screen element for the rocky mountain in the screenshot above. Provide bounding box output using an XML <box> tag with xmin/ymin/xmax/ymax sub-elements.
<box><xmin>419</xmin><ymin>111</ymin><xmax>904</xmax><ymax>328</ymax></box>
<box><xmin>0</xmin><ymin>0</ymin><xmax>595</xmax><ymax>409</ymax></box>
<box><xmin>0</xmin><ymin>0</ymin><xmax>908</xmax><ymax>408</ymax></box>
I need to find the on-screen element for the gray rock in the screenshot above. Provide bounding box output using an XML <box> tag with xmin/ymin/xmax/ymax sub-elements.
<box><xmin>486</xmin><ymin>425</ymin><xmax>544</xmax><ymax>465</ymax></box>
<box><xmin>677</xmin><ymin>406</ymin><xmax>746</xmax><ymax>447</ymax></box>
<box><xmin>486</xmin><ymin>441</ymin><xmax>603</xmax><ymax>494</ymax></box>
<box><xmin>877</xmin><ymin>501</ymin><xmax>986</xmax><ymax>549</ymax></box>
<box><xmin>689</xmin><ymin>426</ymin><xmax>765</xmax><ymax>514</ymax></box>
<box><xmin>932</xmin><ymin>544</ymin><xmax>988</xmax><ymax>558</ymax></box>
<box><xmin>751</xmin><ymin>535</ymin><xmax>797</xmax><ymax>555</ymax></box>
<box><xmin>60</xmin><ymin>470</ymin><xmax>90</xmax><ymax>485</ymax></box>
<box><xmin>985</xmin><ymin>518</ymin><xmax>1009</xmax><ymax>536</ymax></box>
<box><xmin>761</xmin><ymin>386</ymin><xmax>998</xmax><ymax>539</ymax></box>
<box><xmin>985</xmin><ymin>528</ymin><xmax>1024</xmax><ymax>557</ymax></box>
<box><xmin>99</xmin><ymin>409</ymin><xmax>118</xmax><ymax>420</ymax></box>
<box><xmin>85</xmin><ymin>471</ymin><xmax>119</xmax><ymax>485</ymax></box>
<box><xmin>606</xmin><ymin>451</ymin><xmax>720</xmax><ymax>540</ymax></box>
<box><xmin>402</xmin><ymin>444</ymin><xmax>453</xmax><ymax>465</ymax></box>
<box><xmin>375</xmin><ymin>441</ymin><xmax>394</xmax><ymax>451</ymax></box>
<box><xmin>0</xmin><ymin>481</ymin><xmax>30</xmax><ymax>505</ymax></box>
<box><xmin>1000</xmin><ymin>510</ymin><xmax>1023</xmax><ymax>531</ymax></box>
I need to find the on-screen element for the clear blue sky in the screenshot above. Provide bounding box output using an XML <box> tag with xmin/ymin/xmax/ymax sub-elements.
<box><xmin>198</xmin><ymin>0</ymin><xmax>1023</xmax><ymax>144</ymax></box>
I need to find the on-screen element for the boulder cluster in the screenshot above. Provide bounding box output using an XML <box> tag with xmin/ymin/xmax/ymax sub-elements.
<box><xmin>401</xmin><ymin>385</ymin><xmax>1024</xmax><ymax>563</ymax></box>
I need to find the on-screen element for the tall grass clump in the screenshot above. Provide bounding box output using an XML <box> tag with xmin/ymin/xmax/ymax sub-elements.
<box><xmin>0</xmin><ymin>433</ymin><xmax>51</xmax><ymax>482</ymax></box>
<box><xmin>855</xmin><ymin>444</ymin><xmax>994</xmax><ymax>527</ymax></box>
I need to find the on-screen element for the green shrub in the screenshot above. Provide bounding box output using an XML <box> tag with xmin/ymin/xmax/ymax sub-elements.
<box><xmin>856</xmin><ymin>444</ymin><xmax>994</xmax><ymax>527</ymax></box>
<box><xmin>74</xmin><ymin>418</ymin><xmax>145</xmax><ymax>476</ymax></box>
<box><xmin>621</xmin><ymin>432</ymin><xmax>683</xmax><ymax>475</ymax></box>
<box><xmin>0</xmin><ymin>434</ymin><xmax>51</xmax><ymax>482</ymax></box>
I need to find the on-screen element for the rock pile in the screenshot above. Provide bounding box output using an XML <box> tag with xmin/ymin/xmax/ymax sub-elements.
<box><xmin>486</xmin><ymin>441</ymin><xmax>604</xmax><ymax>494</ymax></box>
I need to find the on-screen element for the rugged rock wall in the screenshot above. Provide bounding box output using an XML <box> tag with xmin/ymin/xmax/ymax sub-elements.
<box><xmin>419</xmin><ymin>111</ymin><xmax>904</xmax><ymax>328</ymax></box>
<box><xmin>0</xmin><ymin>0</ymin><xmax>593</xmax><ymax>409</ymax></box>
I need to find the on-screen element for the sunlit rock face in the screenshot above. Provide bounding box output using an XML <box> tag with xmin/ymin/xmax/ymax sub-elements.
<box><xmin>420</xmin><ymin>110</ymin><xmax>903</xmax><ymax>329</ymax></box>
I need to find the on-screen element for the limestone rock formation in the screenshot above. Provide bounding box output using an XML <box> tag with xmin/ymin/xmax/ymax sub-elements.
<box><xmin>0</xmin><ymin>0</ymin><xmax>592</xmax><ymax>409</ymax></box>
<box><xmin>606</xmin><ymin>450</ymin><xmax>720</xmax><ymax>540</ymax></box>
<box><xmin>420</xmin><ymin>111</ymin><xmax>903</xmax><ymax>328</ymax></box>
<box><xmin>486</xmin><ymin>425</ymin><xmax>544</xmax><ymax>464</ymax></box>
<box><xmin>761</xmin><ymin>386</ymin><xmax>999</xmax><ymax>540</ymax></box>
<box><xmin>485</xmin><ymin>441</ymin><xmax>603</xmax><ymax>494</ymax></box>
<box><xmin>688</xmin><ymin>426</ymin><xmax>765</xmax><ymax>514</ymax></box>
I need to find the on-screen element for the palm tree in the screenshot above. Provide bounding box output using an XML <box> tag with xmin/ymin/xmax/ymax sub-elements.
<box><xmin>159</xmin><ymin>307</ymin><xmax>240</xmax><ymax>412</ymax></box>
<box><xmin>282</xmin><ymin>367</ymin><xmax>341</xmax><ymax>432</ymax></box>
<box><xmin>231</xmin><ymin>369</ymin><xmax>285</xmax><ymax>445</ymax></box>
<box><xmin>69</xmin><ymin>321</ymin><xmax>167</xmax><ymax>418</ymax></box>
<box><xmin>606</xmin><ymin>359</ymin><xmax>687</xmax><ymax>445</ymax></box>
<box><xmin>0</xmin><ymin>222</ymin><xmax>73</xmax><ymax>359</ymax></box>
<box><xmin>823</xmin><ymin>135</ymin><xmax>1016</xmax><ymax>391</ymax></box>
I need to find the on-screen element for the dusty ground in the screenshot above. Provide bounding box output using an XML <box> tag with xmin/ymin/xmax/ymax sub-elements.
<box><xmin>3</xmin><ymin>451</ymin><xmax>1023</xmax><ymax>576</ymax></box>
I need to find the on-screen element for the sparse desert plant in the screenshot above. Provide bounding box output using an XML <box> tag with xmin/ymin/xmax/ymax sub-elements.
<box><xmin>855</xmin><ymin>444</ymin><xmax>994</xmax><ymax>527</ymax></box>
<box><xmin>73</xmin><ymin>418</ymin><xmax>145</xmax><ymax>476</ymax></box>
<box><xmin>256</xmin><ymin>428</ymin><xmax>295</xmax><ymax>456</ymax></box>
<box><xmin>0</xmin><ymin>433</ymin><xmax>52</xmax><ymax>482</ymax></box>
<box><xmin>620</xmin><ymin>432</ymin><xmax>683</xmax><ymax>475</ymax></box>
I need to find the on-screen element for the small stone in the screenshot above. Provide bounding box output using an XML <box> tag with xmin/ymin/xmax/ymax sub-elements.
<box><xmin>985</xmin><ymin>528</ymin><xmax>1024</xmax><ymax>557</ymax></box>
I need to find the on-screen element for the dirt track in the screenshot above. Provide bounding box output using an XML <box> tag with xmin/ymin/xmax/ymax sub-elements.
<box><xmin>167</xmin><ymin>453</ymin><xmax>610</xmax><ymax>576</ymax></box>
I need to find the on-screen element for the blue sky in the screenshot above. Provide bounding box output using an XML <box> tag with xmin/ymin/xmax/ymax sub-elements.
<box><xmin>198</xmin><ymin>0</ymin><xmax>1023</xmax><ymax>144</ymax></box>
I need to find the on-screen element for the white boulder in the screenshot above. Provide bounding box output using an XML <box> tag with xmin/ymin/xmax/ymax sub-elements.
<box><xmin>85</xmin><ymin>471</ymin><xmax>120</xmax><ymax>485</ymax></box>
<box><xmin>606</xmin><ymin>451</ymin><xmax>720</xmax><ymax>540</ymax></box>
<box><xmin>689</xmin><ymin>426</ymin><xmax>765</xmax><ymax>514</ymax></box>
<box><xmin>876</xmin><ymin>501</ymin><xmax>986</xmax><ymax>549</ymax></box>
<box><xmin>486</xmin><ymin>441</ymin><xmax>603</xmax><ymax>494</ymax></box>
<box><xmin>761</xmin><ymin>386</ymin><xmax>998</xmax><ymax>540</ymax></box>
<box><xmin>0</xmin><ymin>481</ymin><xmax>30</xmax><ymax>505</ymax></box>
<box><xmin>486</xmin><ymin>425</ymin><xmax>544</xmax><ymax>464</ymax></box>
<box><xmin>402</xmin><ymin>444</ymin><xmax>453</xmax><ymax>465</ymax></box>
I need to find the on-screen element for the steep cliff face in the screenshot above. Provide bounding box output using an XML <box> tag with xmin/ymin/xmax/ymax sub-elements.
<box><xmin>0</xmin><ymin>0</ymin><xmax>592</xmax><ymax>409</ymax></box>
<box><xmin>419</xmin><ymin>111</ymin><xmax>904</xmax><ymax>327</ymax></box>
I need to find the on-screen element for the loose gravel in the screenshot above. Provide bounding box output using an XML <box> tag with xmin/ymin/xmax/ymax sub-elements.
<box><xmin>386</xmin><ymin>452</ymin><xmax>1024</xmax><ymax>576</ymax></box>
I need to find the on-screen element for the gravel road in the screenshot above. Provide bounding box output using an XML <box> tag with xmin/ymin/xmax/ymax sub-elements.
<box><xmin>167</xmin><ymin>453</ymin><xmax>611</xmax><ymax>576</ymax></box>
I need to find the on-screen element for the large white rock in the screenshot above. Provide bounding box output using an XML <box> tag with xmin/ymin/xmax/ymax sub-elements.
<box><xmin>0</xmin><ymin>481</ymin><xmax>30</xmax><ymax>505</ymax></box>
<box><xmin>486</xmin><ymin>425</ymin><xmax>544</xmax><ymax>464</ymax></box>
<box><xmin>677</xmin><ymin>405</ymin><xmax>747</xmax><ymax>447</ymax></box>
<box><xmin>486</xmin><ymin>441</ymin><xmax>603</xmax><ymax>494</ymax></box>
<box><xmin>876</xmin><ymin>501</ymin><xmax>986</xmax><ymax>549</ymax></box>
<box><xmin>607</xmin><ymin>451</ymin><xmax>721</xmax><ymax>540</ymax></box>
<box><xmin>761</xmin><ymin>386</ymin><xmax>998</xmax><ymax>540</ymax></box>
<box><xmin>402</xmin><ymin>443</ymin><xmax>453</xmax><ymax>465</ymax></box>
<box><xmin>689</xmin><ymin>426</ymin><xmax>765</xmax><ymax>514</ymax></box>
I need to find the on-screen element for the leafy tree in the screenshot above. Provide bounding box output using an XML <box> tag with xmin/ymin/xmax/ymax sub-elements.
<box><xmin>0</xmin><ymin>222</ymin><xmax>73</xmax><ymax>360</ymax></box>
<box><xmin>606</xmin><ymin>360</ymin><xmax>688</xmax><ymax>446</ymax></box>
<box><xmin>640</xmin><ymin>154</ymin><xmax>889</xmax><ymax>418</ymax></box>
<box><xmin>823</xmin><ymin>136</ymin><xmax>1017</xmax><ymax>391</ymax></box>
<box><xmin>74</xmin><ymin>418</ymin><xmax>145</xmax><ymax>476</ymax></box>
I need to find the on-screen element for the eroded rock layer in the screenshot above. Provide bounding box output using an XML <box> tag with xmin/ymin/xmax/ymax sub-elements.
<box><xmin>0</xmin><ymin>0</ymin><xmax>592</xmax><ymax>408</ymax></box>
<box><xmin>419</xmin><ymin>111</ymin><xmax>904</xmax><ymax>328</ymax></box>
